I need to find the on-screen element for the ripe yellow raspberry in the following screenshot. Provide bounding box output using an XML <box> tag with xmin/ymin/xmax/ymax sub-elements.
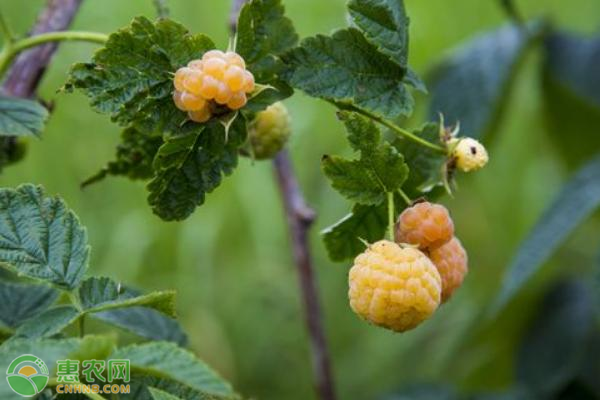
<box><xmin>449</xmin><ymin>137</ymin><xmax>489</xmax><ymax>172</ymax></box>
<box><xmin>429</xmin><ymin>237</ymin><xmax>468</xmax><ymax>303</ymax></box>
<box><xmin>348</xmin><ymin>240</ymin><xmax>442</xmax><ymax>332</ymax></box>
<box><xmin>188</xmin><ymin>107</ymin><xmax>211</xmax><ymax>123</ymax></box>
<box><xmin>246</xmin><ymin>102</ymin><xmax>291</xmax><ymax>160</ymax></box>
<box><xmin>172</xmin><ymin>50</ymin><xmax>256</xmax><ymax>121</ymax></box>
<box><xmin>395</xmin><ymin>202</ymin><xmax>454</xmax><ymax>251</ymax></box>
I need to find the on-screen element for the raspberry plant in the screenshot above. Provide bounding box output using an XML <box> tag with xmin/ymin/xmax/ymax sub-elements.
<box><xmin>0</xmin><ymin>0</ymin><xmax>599</xmax><ymax>399</ymax></box>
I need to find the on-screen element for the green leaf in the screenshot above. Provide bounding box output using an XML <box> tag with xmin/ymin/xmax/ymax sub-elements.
<box><xmin>82</xmin><ymin>126</ymin><xmax>163</xmax><ymax>187</ymax></box>
<box><xmin>11</xmin><ymin>305</ymin><xmax>80</xmax><ymax>339</ymax></box>
<box><xmin>517</xmin><ymin>280</ymin><xmax>594</xmax><ymax>396</ymax></box>
<box><xmin>0</xmin><ymin>280</ymin><xmax>58</xmax><ymax>329</ymax></box>
<box><xmin>392</xmin><ymin>122</ymin><xmax>447</xmax><ymax>197</ymax></box>
<box><xmin>237</xmin><ymin>0</ymin><xmax>298</xmax><ymax>70</ymax></box>
<box><xmin>541</xmin><ymin>32</ymin><xmax>600</xmax><ymax>168</ymax></box>
<box><xmin>78</xmin><ymin>277</ymin><xmax>176</xmax><ymax>317</ymax></box>
<box><xmin>65</xmin><ymin>17</ymin><xmax>215</xmax><ymax>133</ymax></box>
<box><xmin>0</xmin><ymin>95</ymin><xmax>48</xmax><ymax>137</ymax></box>
<box><xmin>112</xmin><ymin>341</ymin><xmax>234</xmax><ymax>396</ymax></box>
<box><xmin>491</xmin><ymin>155</ymin><xmax>600</xmax><ymax>314</ymax></box>
<box><xmin>428</xmin><ymin>22</ymin><xmax>543</xmax><ymax>140</ymax></box>
<box><xmin>0</xmin><ymin>336</ymin><xmax>114</xmax><ymax>400</ymax></box>
<box><xmin>0</xmin><ymin>184</ymin><xmax>90</xmax><ymax>289</ymax></box>
<box><xmin>132</xmin><ymin>375</ymin><xmax>233</xmax><ymax>400</ymax></box>
<box><xmin>322</xmin><ymin>112</ymin><xmax>408</xmax><ymax>205</ymax></box>
<box><xmin>282</xmin><ymin>28</ymin><xmax>412</xmax><ymax>120</ymax></box>
<box><xmin>383</xmin><ymin>384</ymin><xmax>457</xmax><ymax>400</ymax></box>
<box><xmin>149</xmin><ymin>387</ymin><xmax>184</xmax><ymax>400</ymax></box>
<box><xmin>147</xmin><ymin>117</ymin><xmax>246</xmax><ymax>221</ymax></box>
<box><xmin>347</xmin><ymin>0</ymin><xmax>409</xmax><ymax>68</ymax></box>
<box><xmin>322</xmin><ymin>195</ymin><xmax>406</xmax><ymax>262</ymax></box>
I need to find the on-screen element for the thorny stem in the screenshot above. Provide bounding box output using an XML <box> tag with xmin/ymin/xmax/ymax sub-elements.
<box><xmin>387</xmin><ymin>192</ymin><xmax>395</xmax><ymax>241</ymax></box>
<box><xmin>230</xmin><ymin>2</ymin><xmax>337</xmax><ymax>400</ymax></box>
<box><xmin>499</xmin><ymin>0</ymin><xmax>524</xmax><ymax>25</ymax></box>
<box><xmin>0</xmin><ymin>31</ymin><xmax>107</xmax><ymax>77</ymax></box>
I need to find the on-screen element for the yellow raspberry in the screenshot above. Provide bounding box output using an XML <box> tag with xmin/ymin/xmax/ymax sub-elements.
<box><xmin>224</xmin><ymin>65</ymin><xmax>246</xmax><ymax>91</ymax></box>
<box><xmin>227</xmin><ymin>91</ymin><xmax>247</xmax><ymax>110</ymax></box>
<box><xmin>395</xmin><ymin>202</ymin><xmax>454</xmax><ymax>251</ymax></box>
<box><xmin>449</xmin><ymin>137</ymin><xmax>489</xmax><ymax>172</ymax></box>
<box><xmin>198</xmin><ymin>75</ymin><xmax>219</xmax><ymax>99</ymax></box>
<box><xmin>246</xmin><ymin>102</ymin><xmax>291</xmax><ymax>160</ymax></box>
<box><xmin>188</xmin><ymin>106</ymin><xmax>211</xmax><ymax>123</ymax></box>
<box><xmin>224</xmin><ymin>51</ymin><xmax>246</xmax><ymax>68</ymax></box>
<box><xmin>214</xmin><ymin>82</ymin><xmax>233</xmax><ymax>105</ymax></box>
<box><xmin>187</xmin><ymin>59</ymin><xmax>204</xmax><ymax>70</ymax></box>
<box><xmin>348</xmin><ymin>240</ymin><xmax>442</xmax><ymax>332</ymax></box>
<box><xmin>182</xmin><ymin>70</ymin><xmax>204</xmax><ymax>95</ymax></box>
<box><xmin>179</xmin><ymin>91</ymin><xmax>206</xmax><ymax>111</ymax></box>
<box><xmin>429</xmin><ymin>237</ymin><xmax>468</xmax><ymax>303</ymax></box>
<box><xmin>203</xmin><ymin>57</ymin><xmax>227</xmax><ymax>79</ymax></box>
<box><xmin>173</xmin><ymin>67</ymin><xmax>192</xmax><ymax>92</ymax></box>
<box><xmin>242</xmin><ymin>70</ymin><xmax>255</xmax><ymax>93</ymax></box>
<box><xmin>172</xmin><ymin>91</ymin><xmax>186</xmax><ymax>111</ymax></box>
<box><xmin>202</xmin><ymin>49</ymin><xmax>225</xmax><ymax>61</ymax></box>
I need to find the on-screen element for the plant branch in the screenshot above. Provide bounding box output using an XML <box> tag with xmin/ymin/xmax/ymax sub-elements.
<box><xmin>273</xmin><ymin>151</ymin><xmax>336</xmax><ymax>400</ymax></box>
<box><xmin>0</xmin><ymin>31</ymin><xmax>107</xmax><ymax>77</ymax></box>
<box><xmin>2</xmin><ymin>0</ymin><xmax>83</xmax><ymax>98</ymax></box>
<box><xmin>229</xmin><ymin>1</ymin><xmax>336</xmax><ymax>399</ymax></box>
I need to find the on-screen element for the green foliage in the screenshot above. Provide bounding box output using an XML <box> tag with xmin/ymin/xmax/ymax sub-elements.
<box><xmin>11</xmin><ymin>305</ymin><xmax>80</xmax><ymax>339</ymax></box>
<box><xmin>492</xmin><ymin>155</ymin><xmax>600</xmax><ymax>314</ymax></box>
<box><xmin>542</xmin><ymin>31</ymin><xmax>600</xmax><ymax>168</ymax></box>
<box><xmin>148</xmin><ymin>117</ymin><xmax>246</xmax><ymax>220</ymax></box>
<box><xmin>282</xmin><ymin>28</ymin><xmax>413</xmax><ymax>120</ymax></box>
<box><xmin>78</xmin><ymin>276</ymin><xmax>176</xmax><ymax>316</ymax></box>
<box><xmin>65</xmin><ymin>16</ymin><xmax>214</xmax><ymax>134</ymax></box>
<box><xmin>428</xmin><ymin>22</ymin><xmax>543</xmax><ymax>140</ymax></box>
<box><xmin>0</xmin><ymin>280</ymin><xmax>58</xmax><ymax>329</ymax></box>
<box><xmin>392</xmin><ymin>122</ymin><xmax>447</xmax><ymax>197</ymax></box>
<box><xmin>82</xmin><ymin>126</ymin><xmax>163</xmax><ymax>187</ymax></box>
<box><xmin>322</xmin><ymin>112</ymin><xmax>408</xmax><ymax>205</ymax></box>
<box><xmin>517</xmin><ymin>280</ymin><xmax>594</xmax><ymax>397</ymax></box>
<box><xmin>113</xmin><ymin>341</ymin><xmax>234</xmax><ymax>396</ymax></box>
<box><xmin>347</xmin><ymin>0</ymin><xmax>409</xmax><ymax>68</ymax></box>
<box><xmin>149</xmin><ymin>388</ymin><xmax>184</xmax><ymax>400</ymax></box>
<box><xmin>0</xmin><ymin>184</ymin><xmax>89</xmax><ymax>289</ymax></box>
<box><xmin>0</xmin><ymin>95</ymin><xmax>48</xmax><ymax>137</ymax></box>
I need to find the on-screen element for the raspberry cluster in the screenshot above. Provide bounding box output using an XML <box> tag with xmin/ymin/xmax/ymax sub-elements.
<box><xmin>247</xmin><ymin>102</ymin><xmax>292</xmax><ymax>160</ymax></box>
<box><xmin>173</xmin><ymin>50</ymin><xmax>255</xmax><ymax>123</ymax></box>
<box><xmin>348</xmin><ymin>202</ymin><xmax>470</xmax><ymax>333</ymax></box>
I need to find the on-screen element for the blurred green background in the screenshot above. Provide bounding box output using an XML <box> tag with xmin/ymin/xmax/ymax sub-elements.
<box><xmin>1</xmin><ymin>0</ymin><xmax>600</xmax><ymax>399</ymax></box>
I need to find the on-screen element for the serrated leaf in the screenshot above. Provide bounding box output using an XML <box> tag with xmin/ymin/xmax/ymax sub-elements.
<box><xmin>0</xmin><ymin>184</ymin><xmax>89</xmax><ymax>289</ymax></box>
<box><xmin>491</xmin><ymin>155</ymin><xmax>600</xmax><ymax>314</ymax></box>
<box><xmin>0</xmin><ymin>336</ymin><xmax>114</xmax><ymax>400</ymax></box>
<box><xmin>132</xmin><ymin>375</ymin><xmax>233</xmax><ymax>400</ymax></box>
<box><xmin>282</xmin><ymin>27</ymin><xmax>412</xmax><ymax>120</ymax></box>
<box><xmin>428</xmin><ymin>22</ymin><xmax>543</xmax><ymax>140</ymax></box>
<box><xmin>0</xmin><ymin>95</ymin><xmax>48</xmax><ymax>137</ymax></box>
<box><xmin>0</xmin><ymin>280</ymin><xmax>58</xmax><ymax>329</ymax></box>
<box><xmin>10</xmin><ymin>305</ymin><xmax>80</xmax><ymax>339</ymax></box>
<box><xmin>322</xmin><ymin>112</ymin><xmax>408</xmax><ymax>205</ymax></box>
<box><xmin>147</xmin><ymin>117</ymin><xmax>246</xmax><ymax>221</ymax></box>
<box><xmin>348</xmin><ymin>0</ymin><xmax>409</xmax><ymax>68</ymax></box>
<box><xmin>94</xmin><ymin>306</ymin><xmax>187</xmax><ymax>345</ymax></box>
<box><xmin>392</xmin><ymin>122</ymin><xmax>447</xmax><ymax>197</ymax></box>
<box><xmin>65</xmin><ymin>17</ymin><xmax>214</xmax><ymax>133</ymax></box>
<box><xmin>78</xmin><ymin>277</ymin><xmax>176</xmax><ymax>317</ymax></box>
<box><xmin>82</xmin><ymin>126</ymin><xmax>163</xmax><ymax>187</ymax></box>
<box><xmin>517</xmin><ymin>280</ymin><xmax>594</xmax><ymax>396</ymax></box>
<box><xmin>542</xmin><ymin>31</ymin><xmax>600</xmax><ymax>168</ymax></box>
<box><xmin>112</xmin><ymin>341</ymin><xmax>233</xmax><ymax>396</ymax></box>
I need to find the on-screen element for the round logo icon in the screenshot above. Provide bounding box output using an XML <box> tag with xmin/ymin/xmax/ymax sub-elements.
<box><xmin>6</xmin><ymin>354</ymin><xmax>49</xmax><ymax>397</ymax></box>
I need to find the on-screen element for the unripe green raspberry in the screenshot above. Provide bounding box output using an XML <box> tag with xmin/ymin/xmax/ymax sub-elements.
<box><xmin>395</xmin><ymin>202</ymin><xmax>454</xmax><ymax>251</ymax></box>
<box><xmin>449</xmin><ymin>137</ymin><xmax>489</xmax><ymax>172</ymax></box>
<box><xmin>246</xmin><ymin>102</ymin><xmax>291</xmax><ymax>160</ymax></box>
<box><xmin>429</xmin><ymin>237</ymin><xmax>468</xmax><ymax>302</ymax></box>
<box><xmin>349</xmin><ymin>240</ymin><xmax>442</xmax><ymax>332</ymax></box>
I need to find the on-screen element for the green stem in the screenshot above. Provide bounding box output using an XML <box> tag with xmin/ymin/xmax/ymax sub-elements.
<box><xmin>0</xmin><ymin>30</ymin><xmax>107</xmax><ymax>77</ymax></box>
<box><xmin>397</xmin><ymin>188</ymin><xmax>412</xmax><ymax>206</ymax></box>
<box><xmin>499</xmin><ymin>0</ymin><xmax>524</xmax><ymax>24</ymax></box>
<box><xmin>78</xmin><ymin>315</ymin><xmax>85</xmax><ymax>338</ymax></box>
<box><xmin>387</xmin><ymin>192</ymin><xmax>395</xmax><ymax>241</ymax></box>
